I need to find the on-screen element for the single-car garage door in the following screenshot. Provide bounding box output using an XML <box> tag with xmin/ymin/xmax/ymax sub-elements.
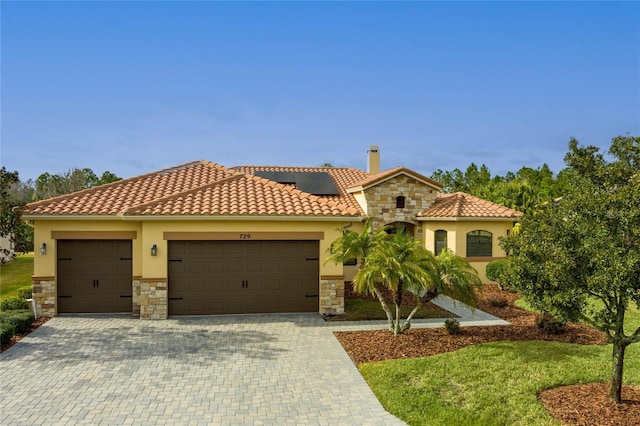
<box><xmin>57</xmin><ymin>240</ymin><xmax>133</xmax><ymax>313</ymax></box>
<box><xmin>168</xmin><ymin>240</ymin><xmax>319</xmax><ymax>315</ymax></box>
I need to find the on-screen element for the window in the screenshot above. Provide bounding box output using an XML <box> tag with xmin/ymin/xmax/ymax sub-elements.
<box><xmin>434</xmin><ymin>230</ymin><xmax>447</xmax><ymax>255</ymax></box>
<box><xmin>343</xmin><ymin>258</ymin><xmax>357</xmax><ymax>266</ymax></box>
<box><xmin>396</xmin><ymin>195</ymin><xmax>405</xmax><ymax>209</ymax></box>
<box><xmin>466</xmin><ymin>230</ymin><xmax>492</xmax><ymax>257</ymax></box>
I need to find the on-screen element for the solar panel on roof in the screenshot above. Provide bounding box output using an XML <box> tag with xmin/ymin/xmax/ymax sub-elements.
<box><xmin>294</xmin><ymin>172</ymin><xmax>340</xmax><ymax>196</ymax></box>
<box><xmin>253</xmin><ymin>170</ymin><xmax>340</xmax><ymax>196</ymax></box>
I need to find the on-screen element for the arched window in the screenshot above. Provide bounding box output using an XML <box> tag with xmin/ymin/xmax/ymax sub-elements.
<box><xmin>434</xmin><ymin>230</ymin><xmax>447</xmax><ymax>255</ymax></box>
<box><xmin>396</xmin><ymin>195</ymin><xmax>405</xmax><ymax>209</ymax></box>
<box><xmin>466</xmin><ymin>230</ymin><xmax>492</xmax><ymax>257</ymax></box>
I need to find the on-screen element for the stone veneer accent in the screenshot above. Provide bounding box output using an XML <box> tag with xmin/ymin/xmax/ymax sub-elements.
<box><xmin>319</xmin><ymin>277</ymin><xmax>344</xmax><ymax>315</ymax></box>
<box><xmin>364</xmin><ymin>174</ymin><xmax>437</xmax><ymax>236</ymax></box>
<box><xmin>139</xmin><ymin>279</ymin><xmax>168</xmax><ymax>320</ymax></box>
<box><xmin>32</xmin><ymin>277</ymin><xmax>56</xmax><ymax>317</ymax></box>
<box><xmin>132</xmin><ymin>279</ymin><xmax>141</xmax><ymax>316</ymax></box>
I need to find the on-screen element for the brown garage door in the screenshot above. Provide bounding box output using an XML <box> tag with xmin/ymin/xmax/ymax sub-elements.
<box><xmin>57</xmin><ymin>240</ymin><xmax>133</xmax><ymax>313</ymax></box>
<box><xmin>168</xmin><ymin>240</ymin><xmax>319</xmax><ymax>315</ymax></box>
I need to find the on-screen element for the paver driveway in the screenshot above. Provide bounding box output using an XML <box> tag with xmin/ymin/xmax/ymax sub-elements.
<box><xmin>0</xmin><ymin>314</ymin><xmax>405</xmax><ymax>425</ymax></box>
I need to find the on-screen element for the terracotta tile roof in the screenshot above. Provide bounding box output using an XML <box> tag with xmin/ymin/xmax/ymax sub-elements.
<box><xmin>234</xmin><ymin>166</ymin><xmax>370</xmax><ymax>213</ymax></box>
<box><xmin>23</xmin><ymin>161</ymin><xmax>362</xmax><ymax>218</ymax></box>
<box><xmin>346</xmin><ymin>166</ymin><xmax>443</xmax><ymax>191</ymax></box>
<box><xmin>419</xmin><ymin>192</ymin><xmax>524</xmax><ymax>219</ymax></box>
<box><xmin>124</xmin><ymin>173</ymin><xmax>361</xmax><ymax>217</ymax></box>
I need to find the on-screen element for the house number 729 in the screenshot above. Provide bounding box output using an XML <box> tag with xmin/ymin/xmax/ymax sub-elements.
<box><xmin>239</xmin><ymin>234</ymin><xmax>251</xmax><ymax>239</ymax></box>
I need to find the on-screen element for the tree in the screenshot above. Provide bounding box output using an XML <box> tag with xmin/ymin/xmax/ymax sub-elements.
<box><xmin>327</xmin><ymin>221</ymin><xmax>482</xmax><ymax>335</ymax></box>
<box><xmin>0</xmin><ymin>168</ymin><xmax>27</xmax><ymax>262</ymax></box>
<box><xmin>34</xmin><ymin>167</ymin><xmax>121</xmax><ymax>200</ymax></box>
<box><xmin>501</xmin><ymin>135</ymin><xmax>640</xmax><ymax>403</ymax></box>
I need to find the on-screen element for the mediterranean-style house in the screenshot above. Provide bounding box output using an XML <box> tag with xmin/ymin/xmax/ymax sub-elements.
<box><xmin>22</xmin><ymin>146</ymin><xmax>522</xmax><ymax>319</ymax></box>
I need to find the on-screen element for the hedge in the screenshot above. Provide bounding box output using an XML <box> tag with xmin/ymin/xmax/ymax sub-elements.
<box><xmin>0</xmin><ymin>310</ymin><xmax>35</xmax><ymax>335</ymax></box>
<box><xmin>0</xmin><ymin>297</ymin><xmax>30</xmax><ymax>311</ymax></box>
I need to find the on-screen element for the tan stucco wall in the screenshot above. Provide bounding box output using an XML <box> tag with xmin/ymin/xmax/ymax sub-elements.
<box><xmin>422</xmin><ymin>219</ymin><xmax>516</xmax><ymax>283</ymax></box>
<box><xmin>140</xmin><ymin>220</ymin><xmax>352</xmax><ymax>278</ymax></box>
<box><xmin>32</xmin><ymin>220</ymin><xmax>143</xmax><ymax>278</ymax></box>
<box><xmin>31</xmin><ymin>218</ymin><xmax>353</xmax><ymax>280</ymax></box>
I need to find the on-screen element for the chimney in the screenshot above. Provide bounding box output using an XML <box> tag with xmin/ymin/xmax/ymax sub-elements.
<box><xmin>367</xmin><ymin>145</ymin><xmax>380</xmax><ymax>174</ymax></box>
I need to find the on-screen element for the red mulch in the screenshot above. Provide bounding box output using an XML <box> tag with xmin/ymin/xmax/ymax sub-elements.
<box><xmin>334</xmin><ymin>285</ymin><xmax>640</xmax><ymax>425</ymax></box>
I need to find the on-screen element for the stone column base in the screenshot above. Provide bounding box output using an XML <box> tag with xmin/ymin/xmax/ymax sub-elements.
<box><xmin>139</xmin><ymin>278</ymin><xmax>168</xmax><ymax>320</ymax></box>
<box><xmin>32</xmin><ymin>277</ymin><xmax>56</xmax><ymax>317</ymax></box>
<box><xmin>319</xmin><ymin>276</ymin><xmax>345</xmax><ymax>315</ymax></box>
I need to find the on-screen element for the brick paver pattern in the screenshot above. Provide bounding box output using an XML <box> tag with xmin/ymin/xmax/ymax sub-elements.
<box><xmin>0</xmin><ymin>314</ymin><xmax>406</xmax><ymax>425</ymax></box>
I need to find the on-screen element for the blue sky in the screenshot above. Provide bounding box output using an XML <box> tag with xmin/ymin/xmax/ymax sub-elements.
<box><xmin>2</xmin><ymin>1</ymin><xmax>639</xmax><ymax>183</ymax></box>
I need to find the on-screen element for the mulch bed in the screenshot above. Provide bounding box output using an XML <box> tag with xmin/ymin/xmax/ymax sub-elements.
<box><xmin>334</xmin><ymin>285</ymin><xmax>640</xmax><ymax>425</ymax></box>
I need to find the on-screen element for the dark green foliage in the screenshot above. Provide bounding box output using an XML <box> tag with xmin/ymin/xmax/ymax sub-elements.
<box><xmin>485</xmin><ymin>259</ymin><xmax>510</xmax><ymax>289</ymax></box>
<box><xmin>430</xmin><ymin>162</ymin><xmax>562</xmax><ymax>214</ymax></box>
<box><xmin>501</xmin><ymin>135</ymin><xmax>640</xmax><ymax>402</ymax></box>
<box><xmin>17</xmin><ymin>286</ymin><xmax>32</xmax><ymax>300</ymax></box>
<box><xmin>0</xmin><ymin>323</ymin><xmax>16</xmax><ymax>345</ymax></box>
<box><xmin>535</xmin><ymin>314</ymin><xmax>566</xmax><ymax>335</ymax></box>
<box><xmin>0</xmin><ymin>310</ymin><xmax>35</xmax><ymax>334</ymax></box>
<box><xmin>444</xmin><ymin>318</ymin><xmax>461</xmax><ymax>335</ymax></box>
<box><xmin>0</xmin><ymin>296</ymin><xmax>30</xmax><ymax>311</ymax></box>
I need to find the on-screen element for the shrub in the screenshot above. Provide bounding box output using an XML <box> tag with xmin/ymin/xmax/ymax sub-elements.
<box><xmin>0</xmin><ymin>297</ymin><xmax>29</xmax><ymax>311</ymax></box>
<box><xmin>444</xmin><ymin>318</ymin><xmax>461</xmax><ymax>335</ymax></box>
<box><xmin>0</xmin><ymin>310</ymin><xmax>35</xmax><ymax>335</ymax></box>
<box><xmin>535</xmin><ymin>313</ymin><xmax>566</xmax><ymax>335</ymax></box>
<box><xmin>17</xmin><ymin>286</ymin><xmax>32</xmax><ymax>300</ymax></box>
<box><xmin>488</xmin><ymin>295</ymin><xmax>508</xmax><ymax>308</ymax></box>
<box><xmin>485</xmin><ymin>259</ymin><xmax>509</xmax><ymax>290</ymax></box>
<box><xmin>0</xmin><ymin>323</ymin><xmax>16</xmax><ymax>345</ymax></box>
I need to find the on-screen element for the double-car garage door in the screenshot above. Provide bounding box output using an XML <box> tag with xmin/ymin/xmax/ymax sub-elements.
<box><xmin>56</xmin><ymin>239</ymin><xmax>320</xmax><ymax>315</ymax></box>
<box><xmin>168</xmin><ymin>240</ymin><xmax>319</xmax><ymax>315</ymax></box>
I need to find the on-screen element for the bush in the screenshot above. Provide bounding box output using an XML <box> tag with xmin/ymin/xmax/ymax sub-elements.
<box><xmin>17</xmin><ymin>286</ymin><xmax>32</xmax><ymax>300</ymax></box>
<box><xmin>535</xmin><ymin>313</ymin><xmax>566</xmax><ymax>335</ymax></box>
<box><xmin>0</xmin><ymin>297</ymin><xmax>29</xmax><ymax>311</ymax></box>
<box><xmin>444</xmin><ymin>318</ymin><xmax>461</xmax><ymax>335</ymax></box>
<box><xmin>0</xmin><ymin>310</ymin><xmax>35</xmax><ymax>335</ymax></box>
<box><xmin>486</xmin><ymin>259</ymin><xmax>509</xmax><ymax>290</ymax></box>
<box><xmin>0</xmin><ymin>323</ymin><xmax>16</xmax><ymax>345</ymax></box>
<box><xmin>488</xmin><ymin>295</ymin><xmax>508</xmax><ymax>308</ymax></box>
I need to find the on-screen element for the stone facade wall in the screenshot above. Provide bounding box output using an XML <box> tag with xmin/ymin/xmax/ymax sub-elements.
<box><xmin>32</xmin><ymin>277</ymin><xmax>56</xmax><ymax>317</ymax></box>
<box><xmin>132</xmin><ymin>279</ymin><xmax>141</xmax><ymax>317</ymax></box>
<box><xmin>319</xmin><ymin>277</ymin><xmax>344</xmax><ymax>315</ymax></box>
<box><xmin>364</xmin><ymin>175</ymin><xmax>437</xmax><ymax>237</ymax></box>
<box><xmin>139</xmin><ymin>279</ymin><xmax>168</xmax><ymax>320</ymax></box>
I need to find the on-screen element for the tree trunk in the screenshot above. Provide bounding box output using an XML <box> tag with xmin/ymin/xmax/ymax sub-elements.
<box><xmin>394</xmin><ymin>304</ymin><xmax>401</xmax><ymax>335</ymax></box>
<box><xmin>610</xmin><ymin>340</ymin><xmax>628</xmax><ymax>403</ymax></box>
<box><xmin>372</xmin><ymin>286</ymin><xmax>395</xmax><ymax>331</ymax></box>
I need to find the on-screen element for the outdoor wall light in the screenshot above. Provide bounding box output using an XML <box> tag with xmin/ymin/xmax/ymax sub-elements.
<box><xmin>151</xmin><ymin>244</ymin><xmax>157</xmax><ymax>256</ymax></box>
<box><xmin>39</xmin><ymin>243</ymin><xmax>47</xmax><ymax>255</ymax></box>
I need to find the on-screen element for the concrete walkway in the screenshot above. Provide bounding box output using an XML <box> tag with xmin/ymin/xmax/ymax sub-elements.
<box><xmin>0</xmin><ymin>298</ymin><xmax>506</xmax><ymax>425</ymax></box>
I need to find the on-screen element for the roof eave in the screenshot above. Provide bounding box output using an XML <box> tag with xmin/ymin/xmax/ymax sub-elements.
<box><xmin>119</xmin><ymin>214</ymin><xmax>366</xmax><ymax>222</ymax></box>
<box><xmin>417</xmin><ymin>216</ymin><xmax>522</xmax><ymax>222</ymax></box>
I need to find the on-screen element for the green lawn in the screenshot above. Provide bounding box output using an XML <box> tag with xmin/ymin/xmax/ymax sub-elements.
<box><xmin>328</xmin><ymin>298</ymin><xmax>456</xmax><ymax>321</ymax></box>
<box><xmin>360</xmin><ymin>302</ymin><xmax>640</xmax><ymax>425</ymax></box>
<box><xmin>360</xmin><ymin>341</ymin><xmax>640</xmax><ymax>426</ymax></box>
<box><xmin>0</xmin><ymin>253</ymin><xmax>34</xmax><ymax>300</ymax></box>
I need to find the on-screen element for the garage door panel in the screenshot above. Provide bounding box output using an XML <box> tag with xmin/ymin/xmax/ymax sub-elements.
<box><xmin>168</xmin><ymin>240</ymin><xmax>319</xmax><ymax>315</ymax></box>
<box><xmin>57</xmin><ymin>240</ymin><xmax>133</xmax><ymax>313</ymax></box>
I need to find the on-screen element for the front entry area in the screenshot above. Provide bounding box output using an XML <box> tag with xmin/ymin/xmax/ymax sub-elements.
<box><xmin>57</xmin><ymin>240</ymin><xmax>133</xmax><ymax>313</ymax></box>
<box><xmin>168</xmin><ymin>240</ymin><xmax>320</xmax><ymax>315</ymax></box>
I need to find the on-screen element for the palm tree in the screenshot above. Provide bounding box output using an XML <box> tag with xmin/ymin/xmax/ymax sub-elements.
<box><xmin>432</xmin><ymin>248</ymin><xmax>482</xmax><ymax>307</ymax></box>
<box><xmin>355</xmin><ymin>231</ymin><xmax>439</xmax><ymax>334</ymax></box>
<box><xmin>327</xmin><ymin>221</ymin><xmax>483</xmax><ymax>335</ymax></box>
